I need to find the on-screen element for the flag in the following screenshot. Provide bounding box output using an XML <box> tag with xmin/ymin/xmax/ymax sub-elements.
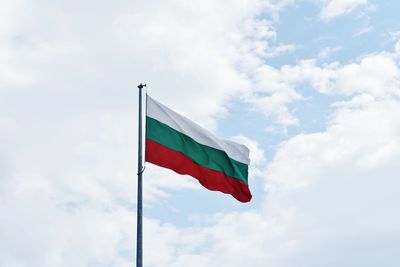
<box><xmin>145</xmin><ymin>95</ymin><xmax>252</xmax><ymax>202</ymax></box>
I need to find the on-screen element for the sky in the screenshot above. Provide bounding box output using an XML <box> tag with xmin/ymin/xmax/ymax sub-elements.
<box><xmin>1</xmin><ymin>0</ymin><xmax>400</xmax><ymax>266</ymax></box>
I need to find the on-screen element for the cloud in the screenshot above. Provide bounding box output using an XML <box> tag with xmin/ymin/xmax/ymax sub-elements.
<box><xmin>142</xmin><ymin>7</ymin><xmax>400</xmax><ymax>267</ymax></box>
<box><xmin>142</xmin><ymin>66</ymin><xmax>400</xmax><ymax>267</ymax></box>
<box><xmin>253</xmin><ymin>42</ymin><xmax>400</xmax><ymax>99</ymax></box>
<box><xmin>319</xmin><ymin>0</ymin><xmax>371</xmax><ymax>21</ymax></box>
<box><xmin>241</xmin><ymin>63</ymin><xmax>303</xmax><ymax>129</ymax></box>
<box><xmin>310</xmin><ymin>54</ymin><xmax>400</xmax><ymax>97</ymax></box>
<box><xmin>262</xmin><ymin>97</ymin><xmax>400</xmax><ymax>267</ymax></box>
<box><xmin>139</xmin><ymin>39</ymin><xmax>400</xmax><ymax>267</ymax></box>
<box><xmin>2</xmin><ymin>0</ymin><xmax>400</xmax><ymax>266</ymax></box>
<box><xmin>354</xmin><ymin>25</ymin><xmax>374</xmax><ymax>37</ymax></box>
<box><xmin>318</xmin><ymin>45</ymin><xmax>342</xmax><ymax>59</ymax></box>
<box><xmin>240</xmin><ymin>45</ymin><xmax>400</xmax><ymax>131</ymax></box>
<box><xmin>0</xmin><ymin>0</ymin><xmax>298</xmax><ymax>266</ymax></box>
<box><xmin>0</xmin><ymin>171</ymin><xmax>136</xmax><ymax>266</ymax></box>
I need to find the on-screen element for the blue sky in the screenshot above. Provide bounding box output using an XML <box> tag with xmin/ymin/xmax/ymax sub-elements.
<box><xmin>1</xmin><ymin>0</ymin><xmax>400</xmax><ymax>266</ymax></box>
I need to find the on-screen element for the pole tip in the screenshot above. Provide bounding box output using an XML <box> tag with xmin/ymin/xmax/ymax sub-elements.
<box><xmin>138</xmin><ymin>83</ymin><xmax>147</xmax><ymax>89</ymax></box>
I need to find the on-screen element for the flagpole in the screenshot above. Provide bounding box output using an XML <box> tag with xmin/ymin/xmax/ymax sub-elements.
<box><xmin>136</xmin><ymin>83</ymin><xmax>146</xmax><ymax>267</ymax></box>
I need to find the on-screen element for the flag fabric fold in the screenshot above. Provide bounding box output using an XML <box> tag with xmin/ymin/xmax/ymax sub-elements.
<box><xmin>145</xmin><ymin>95</ymin><xmax>252</xmax><ymax>202</ymax></box>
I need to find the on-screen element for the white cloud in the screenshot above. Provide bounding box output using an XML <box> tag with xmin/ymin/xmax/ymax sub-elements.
<box><xmin>2</xmin><ymin>0</ymin><xmax>400</xmax><ymax>266</ymax></box>
<box><xmin>311</xmin><ymin>54</ymin><xmax>400</xmax><ymax>97</ymax></box>
<box><xmin>253</xmin><ymin>43</ymin><xmax>400</xmax><ymax>100</ymax></box>
<box><xmin>261</xmin><ymin>98</ymin><xmax>400</xmax><ymax>266</ymax></box>
<box><xmin>146</xmin><ymin>7</ymin><xmax>400</xmax><ymax>267</ymax></box>
<box><xmin>136</xmin><ymin>39</ymin><xmax>400</xmax><ymax>267</ymax></box>
<box><xmin>319</xmin><ymin>0</ymin><xmax>370</xmax><ymax>21</ymax></box>
<box><xmin>268</xmin><ymin>98</ymin><xmax>400</xmax><ymax>189</ymax></box>
<box><xmin>240</xmin><ymin>46</ymin><xmax>400</xmax><ymax>131</ymax></box>
<box><xmin>318</xmin><ymin>45</ymin><xmax>342</xmax><ymax>59</ymax></box>
<box><xmin>142</xmin><ymin>76</ymin><xmax>400</xmax><ymax>267</ymax></box>
<box><xmin>0</xmin><ymin>171</ymin><xmax>135</xmax><ymax>266</ymax></box>
<box><xmin>264</xmin><ymin>43</ymin><xmax>298</xmax><ymax>58</ymax></box>
<box><xmin>242</xmin><ymin>64</ymin><xmax>303</xmax><ymax>129</ymax></box>
<box><xmin>354</xmin><ymin>25</ymin><xmax>374</xmax><ymax>37</ymax></box>
<box><xmin>0</xmin><ymin>0</ymin><xmax>298</xmax><ymax>266</ymax></box>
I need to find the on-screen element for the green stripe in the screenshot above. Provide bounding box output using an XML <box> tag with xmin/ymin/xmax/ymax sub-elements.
<box><xmin>146</xmin><ymin>116</ymin><xmax>248</xmax><ymax>184</ymax></box>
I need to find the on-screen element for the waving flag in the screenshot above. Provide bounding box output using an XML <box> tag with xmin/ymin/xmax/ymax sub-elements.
<box><xmin>145</xmin><ymin>95</ymin><xmax>252</xmax><ymax>202</ymax></box>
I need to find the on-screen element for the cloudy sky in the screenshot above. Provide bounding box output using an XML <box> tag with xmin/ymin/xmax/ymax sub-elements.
<box><xmin>1</xmin><ymin>0</ymin><xmax>400</xmax><ymax>266</ymax></box>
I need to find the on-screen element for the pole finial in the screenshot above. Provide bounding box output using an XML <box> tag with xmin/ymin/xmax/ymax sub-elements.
<box><xmin>138</xmin><ymin>83</ymin><xmax>147</xmax><ymax>89</ymax></box>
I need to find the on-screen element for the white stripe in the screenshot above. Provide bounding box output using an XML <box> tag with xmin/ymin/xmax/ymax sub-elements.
<box><xmin>146</xmin><ymin>95</ymin><xmax>250</xmax><ymax>164</ymax></box>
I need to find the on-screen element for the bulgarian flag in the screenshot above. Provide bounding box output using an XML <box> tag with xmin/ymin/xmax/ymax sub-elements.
<box><xmin>145</xmin><ymin>95</ymin><xmax>252</xmax><ymax>202</ymax></box>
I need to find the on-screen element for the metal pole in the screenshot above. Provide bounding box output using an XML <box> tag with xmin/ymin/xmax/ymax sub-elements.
<box><xmin>136</xmin><ymin>83</ymin><xmax>146</xmax><ymax>267</ymax></box>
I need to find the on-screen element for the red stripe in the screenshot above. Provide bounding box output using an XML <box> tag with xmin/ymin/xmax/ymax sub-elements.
<box><xmin>145</xmin><ymin>139</ymin><xmax>252</xmax><ymax>203</ymax></box>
